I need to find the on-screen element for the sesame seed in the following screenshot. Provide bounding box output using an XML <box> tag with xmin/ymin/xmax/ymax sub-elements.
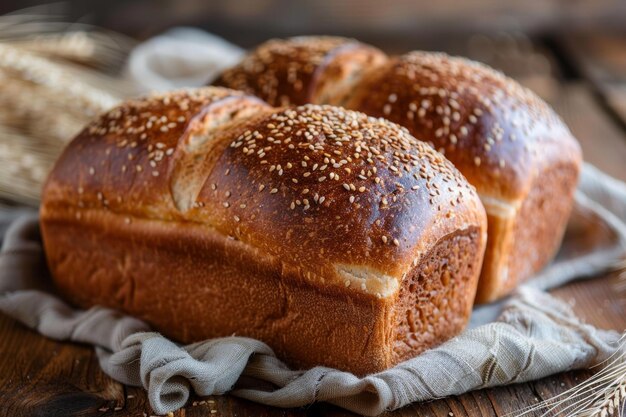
<box><xmin>270</xmin><ymin>188</ymin><xmax>278</xmax><ymax>194</ymax></box>
<box><xmin>381</xmin><ymin>236</ymin><xmax>388</xmax><ymax>244</ymax></box>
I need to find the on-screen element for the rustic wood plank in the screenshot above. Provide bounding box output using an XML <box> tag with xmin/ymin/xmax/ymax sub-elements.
<box><xmin>60</xmin><ymin>0</ymin><xmax>626</xmax><ymax>44</ymax></box>
<box><xmin>550</xmin><ymin>83</ymin><xmax>626</xmax><ymax>182</ymax></box>
<box><xmin>558</xmin><ymin>33</ymin><xmax>626</xmax><ymax>126</ymax></box>
<box><xmin>552</xmin><ymin>272</ymin><xmax>625</xmax><ymax>330</ymax></box>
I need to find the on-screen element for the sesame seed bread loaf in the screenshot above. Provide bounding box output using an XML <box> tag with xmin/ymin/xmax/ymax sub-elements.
<box><xmin>214</xmin><ymin>36</ymin><xmax>387</xmax><ymax>107</ymax></box>
<box><xmin>214</xmin><ymin>38</ymin><xmax>582</xmax><ymax>303</ymax></box>
<box><xmin>41</xmin><ymin>87</ymin><xmax>487</xmax><ymax>375</ymax></box>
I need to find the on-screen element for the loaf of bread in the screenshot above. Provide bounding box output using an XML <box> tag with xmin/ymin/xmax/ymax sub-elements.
<box><xmin>215</xmin><ymin>36</ymin><xmax>387</xmax><ymax>107</ymax></box>
<box><xmin>41</xmin><ymin>87</ymin><xmax>487</xmax><ymax>375</ymax></box>
<box><xmin>215</xmin><ymin>37</ymin><xmax>583</xmax><ymax>302</ymax></box>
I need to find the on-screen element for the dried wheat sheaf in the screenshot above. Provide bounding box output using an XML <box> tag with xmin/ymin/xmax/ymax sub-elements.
<box><xmin>0</xmin><ymin>9</ymin><xmax>132</xmax><ymax>205</ymax></box>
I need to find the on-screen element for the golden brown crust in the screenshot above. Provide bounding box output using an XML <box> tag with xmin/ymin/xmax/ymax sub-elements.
<box><xmin>345</xmin><ymin>52</ymin><xmax>582</xmax><ymax>299</ymax></box>
<box><xmin>43</xmin><ymin>90</ymin><xmax>486</xmax><ymax>297</ymax></box>
<box><xmin>391</xmin><ymin>228</ymin><xmax>482</xmax><ymax>363</ymax></box>
<box><xmin>187</xmin><ymin>104</ymin><xmax>486</xmax><ymax>294</ymax></box>
<box><xmin>41</xmin><ymin>87</ymin><xmax>487</xmax><ymax>373</ymax></box>
<box><xmin>475</xmin><ymin>162</ymin><xmax>580</xmax><ymax>302</ymax></box>
<box><xmin>213</xmin><ymin>40</ymin><xmax>583</xmax><ymax>300</ymax></box>
<box><xmin>41</xmin><ymin>210</ymin><xmax>390</xmax><ymax>375</ymax></box>
<box><xmin>346</xmin><ymin>52</ymin><xmax>581</xmax><ymax>201</ymax></box>
<box><xmin>214</xmin><ymin>36</ymin><xmax>387</xmax><ymax>107</ymax></box>
<box><xmin>43</xmin><ymin>87</ymin><xmax>271</xmax><ymax>221</ymax></box>
<box><xmin>41</xmin><ymin>210</ymin><xmax>482</xmax><ymax>375</ymax></box>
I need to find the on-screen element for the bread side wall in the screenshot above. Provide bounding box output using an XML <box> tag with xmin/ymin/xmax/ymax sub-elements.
<box><xmin>391</xmin><ymin>227</ymin><xmax>482</xmax><ymax>363</ymax></box>
<box><xmin>475</xmin><ymin>161</ymin><xmax>580</xmax><ymax>302</ymax></box>
<box><xmin>474</xmin><ymin>210</ymin><xmax>515</xmax><ymax>303</ymax></box>
<box><xmin>40</xmin><ymin>209</ymin><xmax>394</xmax><ymax>375</ymax></box>
<box><xmin>504</xmin><ymin>161</ymin><xmax>580</xmax><ymax>293</ymax></box>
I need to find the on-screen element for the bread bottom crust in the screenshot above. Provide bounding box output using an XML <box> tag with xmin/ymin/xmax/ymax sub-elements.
<box><xmin>42</xmin><ymin>209</ymin><xmax>481</xmax><ymax>375</ymax></box>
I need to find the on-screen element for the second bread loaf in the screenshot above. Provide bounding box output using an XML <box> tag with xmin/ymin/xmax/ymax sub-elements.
<box><xmin>214</xmin><ymin>37</ymin><xmax>582</xmax><ymax>302</ymax></box>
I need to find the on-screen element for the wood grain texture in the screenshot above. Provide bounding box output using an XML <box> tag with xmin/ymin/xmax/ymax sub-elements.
<box><xmin>558</xmin><ymin>33</ymin><xmax>626</xmax><ymax>126</ymax></box>
<box><xmin>550</xmin><ymin>84</ymin><xmax>626</xmax><ymax>182</ymax></box>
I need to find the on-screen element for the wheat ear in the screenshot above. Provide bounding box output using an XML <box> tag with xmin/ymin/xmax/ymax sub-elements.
<box><xmin>509</xmin><ymin>334</ymin><xmax>625</xmax><ymax>417</ymax></box>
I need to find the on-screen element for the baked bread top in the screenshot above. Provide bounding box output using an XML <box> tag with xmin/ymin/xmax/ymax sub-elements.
<box><xmin>42</xmin><ymin>87</ymin><xmax>486</xmax><ymax>299</ymax></box>
<box><xmin>345</xmin><ymin>52</ymin><xmax>582</xmax><ymax>202</ymax></box>
<box><xmin>214</xmin><ymin>36</ymin><xmax>387</xmax><ymax>106</ymax></box>
<box><xmin>214</xmin><ymin>38</ymin><xmax>582</xmax><ymax>204</ymax></box>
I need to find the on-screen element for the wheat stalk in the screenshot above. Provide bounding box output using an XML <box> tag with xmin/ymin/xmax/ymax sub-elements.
<box><xmin>0</xmin><ymin>9</ymin><xmax>131</xmax><ymax>204</ymax></box>
<box><xmin>577</xmin><ymin>377</ymin><xmax>625</xmax><ymax>417</ymax></box>
<box><xmin>0</xmin><ymin>5</ymin><xmax>134</xmax><ymax>69</ymax></box>
<box><xmin>510</xmin><ymin>334</ymin><xmax>626</xmax><ymax>417</ymax></box>
<box><xmin>0</xmin><ymin>45</ymin><xmax>124</xmax><ymax>203</ymax></box>
<box><xmin>0</xmin><ymin>43</ymin><xmax>123</xmax><ymax>115</ymax></box>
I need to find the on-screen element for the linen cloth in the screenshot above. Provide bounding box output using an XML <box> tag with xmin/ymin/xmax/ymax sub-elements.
<box><xmin>0</xmin><ymin>163</ymin><xmax>624</xmax><ymax>416</ymax></box>
<box><xmin>124</xmin><ymin>27</ymin><xmax>244</xmax><ymax>93</ymax></box>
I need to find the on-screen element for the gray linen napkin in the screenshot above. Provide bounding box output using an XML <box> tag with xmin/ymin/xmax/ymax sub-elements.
<box><xmin>0</xmin><ymin>163</ymin><xmax>624</xmax><ymax>416</ymax></box>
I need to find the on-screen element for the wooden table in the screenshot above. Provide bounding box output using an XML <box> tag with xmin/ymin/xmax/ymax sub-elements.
<box><xmin>1</xmin><ymin>33</ymin><xmax>626</xmax><ymax>417</ymax></box>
